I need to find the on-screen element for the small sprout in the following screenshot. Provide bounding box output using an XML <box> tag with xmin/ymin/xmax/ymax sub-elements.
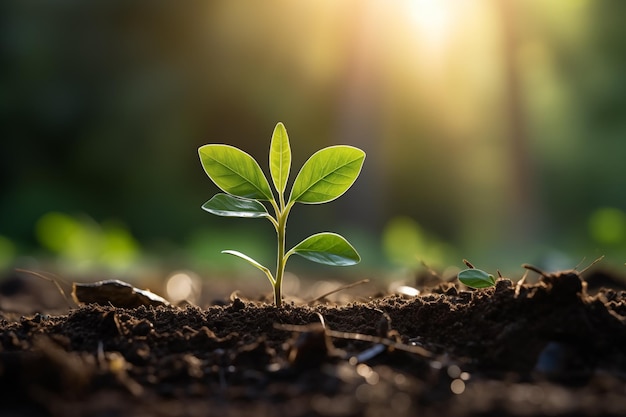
<box><xmin>458</xmin><ymin>268</ymin><xmax>496</xmax><ymax>289</ymax></box>
<box><xmin>198</xmin><ymin>122</ymin><xmax>365</xmax><ymax>307</ymax></box>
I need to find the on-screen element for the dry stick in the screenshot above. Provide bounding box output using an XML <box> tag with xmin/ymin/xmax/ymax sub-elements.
<box><xmin>326</xmin><ymin>329</ymin><xmax>432</xmax><ymax>358</ymax></box>
<box><xmin>315</xmin><ymin>312</ymin><xmax>326</xmax><ymax>328</ymax></box>
<box><xmin>463</xmin><ymin>259</ymin><xmax>475</xmax><ymax>269</ymax></box>
<box><xmin>573</xmin><ymin>256</ymin><xmax>588</xmax><ymax>272</ymax></box>
<box><xmin>307</xmin><ymin>279</ymin><xmax>370</xmax><ymax>305</ymax></box>
<box><xmin>579</xmin><ymin>255</ymin><xmax>605</xmax><ymax>274</ymax></box>
<box><xmin>521</xmin><ymin>263</ymin><xmax>548</xmax><ymax>277</ymax></box>
<box><xmin>14</xmin><ymin>268</ymin><xmax>74</xmax><ymax>308</ymax></box>
<box><xmin>274</xmin><ymin>322</ymin><xmax>432</xmax><ymax>359</ymax></box>
<box><xmin>523</xmin><ymin>255</ymin><xmax>605</xmax><ymax>278</ymax></box>
<box><xmin>514</xmin><ymin>269</ymin><xmax>529</xmax><ymax>299</ymax></box>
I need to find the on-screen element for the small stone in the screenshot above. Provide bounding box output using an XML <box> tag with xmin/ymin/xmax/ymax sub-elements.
<box><xmin>495</xmin><ymin>279</ymin><xmax>513</xmax><ymax>292</ymax></box>
<box><xmin>231</xmin><ymin>297</ymin><xmax>245</xmax><ymax>312</ymax></box>
<box><xmin>133</xmin><ymin>319</ymin><xmax>153</xmax><ymax>336</ymax></box>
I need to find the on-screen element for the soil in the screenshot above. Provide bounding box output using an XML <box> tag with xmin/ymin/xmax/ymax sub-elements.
<box><xmin>2</xmin><ymin>268</ymin><xmax>626</xmax><ymax>417</ymax></box>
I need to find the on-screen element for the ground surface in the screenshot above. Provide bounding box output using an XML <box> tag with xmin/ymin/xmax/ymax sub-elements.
<box><xmin>1</xmin><ymin>268</ymin><xmax>626</xmax><ymax>416</ymax></box>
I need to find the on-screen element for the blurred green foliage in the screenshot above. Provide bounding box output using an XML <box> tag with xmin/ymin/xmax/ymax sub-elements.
<box><xmin>382</xmin><ymin>216</ymin><xmax>454</xmax><ymax>269</ymax></box>
<box><xmin>588</xmin><ymin>207</ymin><xmax>626</xmax><ymax>247</ymax></box>
<box><xmin>1</xmin><ymin>0</ymin><xmax>625</xmax><ymax>276</ymax></box>
<box><xmin>35</xmin><ymin>212</ymin><xmax>139</xmax><ymax>272</ymax></box>
<box><xmin>0</xmin><ymin>236</ymin><xmax>16</xmax><ymax>271</ymax></box>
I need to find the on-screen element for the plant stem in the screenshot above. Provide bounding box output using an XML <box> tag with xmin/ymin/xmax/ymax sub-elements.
<box><xmin>273</xmin><ymin>202</ymin><xmax>292</xmax><ymax>307</ymax></box>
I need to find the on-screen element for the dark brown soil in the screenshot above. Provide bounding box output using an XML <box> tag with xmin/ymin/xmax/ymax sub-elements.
<box><xmin>2</xmin><ymin>268</ymin><xmax>626</xmax><ymax>417</ymax></box>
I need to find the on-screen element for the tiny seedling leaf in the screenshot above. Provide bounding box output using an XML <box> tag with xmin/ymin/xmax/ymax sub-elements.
<box><xmin>269</xmin><ymin>122</ymin><xmax>291</xmax><ymax>195</ymax></box>
<box><xmin>221</xmin><ymin>250</ymin><xmax>275</xmax><ymax>285</ymax></box>
<box><xmin>287</xmin><ymin>232</ymin><xmax>361</xmax><ymax>266</ymax></box>
<box><xmin>289</xmin><ymin>146</ymin><xmax>365</xmax><ymax>204</ymax></box>
<box><xmin>199</xmin><ymin>144</ymin><xmax>274</xmax><ymax>201</ymax></box>
<box><xmin>202</xmin><ymin>193</ymin><xmax>269</xmax><ymax>218</ymax></box>
<box><xmin>458</xmin><ymin>268</ymin><xmax>496</xmax><ymax>289</ymax></box>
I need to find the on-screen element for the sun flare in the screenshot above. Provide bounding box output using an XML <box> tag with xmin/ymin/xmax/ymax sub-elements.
<box><xmin>406</xmin><ymin>0</ymin><xmax>460</xmax><ymax>49</ymax></box>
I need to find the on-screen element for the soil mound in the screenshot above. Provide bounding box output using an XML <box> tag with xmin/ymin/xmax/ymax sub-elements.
<box><xmin>1</xmin><ymin>269</ymin><xmax>626</xmax><ymax>416</ymax></box>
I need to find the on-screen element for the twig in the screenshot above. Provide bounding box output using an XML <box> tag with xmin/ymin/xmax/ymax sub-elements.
<box><xmin>521</xmin><ymin>263</ymin><xmax>548</xmax><ymax>277</ymax></box>
<box><xmin>15</xmin><ymin>268</ymin><xmax>74</xmax><ymax>308</ymax></box>
<box><xmin>274</xmin><ymin>322</ymin><xmax>432</xmax><ymax>359</ymax></box>
<box><xmin>514</xmin><ymin>270</ymin><xmax>528</xmax><ymax>298</ymax></box>
<box><xmin>579</xmin><ymin>255</ymin><xmax>605</xmax><ymax>274</ymax></box>
<box><xmin>325</xmin><ymin>329</ymin><xmax>432</xmax><ymax>358</ymax></box>
<box><xmin>523</xmin><ymin>255</ymin><xmax>605</xmax><ymax>278</ymax></box>
<box><xmin>307</xmin><ymin>279</ymin><xmax>370</xmax><ymax>305</ymax></box>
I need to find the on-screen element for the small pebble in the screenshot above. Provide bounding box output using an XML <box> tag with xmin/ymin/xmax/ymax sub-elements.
<box><xmin>133</xmin><ymin>319</ymin><xmax>154</xmax><ymax>336</ymax></box>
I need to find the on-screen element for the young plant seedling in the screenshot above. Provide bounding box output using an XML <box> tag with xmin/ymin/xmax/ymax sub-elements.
<box><xmin>458</xmin><ymin>259</ymin><xmax>497</xmax><ymax>289</ymax></box>
<box><xmin>198</xmin><ymin>122</ymin><xmax>365</xmax><ymax>307</ymax></box>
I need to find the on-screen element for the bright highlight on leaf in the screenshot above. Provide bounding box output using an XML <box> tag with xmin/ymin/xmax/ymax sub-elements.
<box><xmin>202</xmin><ymin>194</ymin><xmax>269</xmax><ymax>218</ymax></box>
<box><xmin>198</xmin><ymin>144</ymin><xmax>274</xmax><ymax>201</ymax></box>
<box><xmin>287</xmin><ymin>232</ymin><xmax>360</xmax><ymax>266</ymax></box>
<box><xmin>198</xmin><ymin>122</ymin><xmax>366</xmax><ymax>307</ymax></box>
<box><xmin>289</xmin><ymin>146</ymin><xmax>366</xmax><ymax>204</ymax></box>
<box><xmin>221</xmin><ymin>250</ymin><xmax>275</xmax><ymax>286</ymax></box>
<box><xmin>458</xmin><ymin>268</ymin><xmax>496</xmax><ymax>289</ymax></box>
<box><xmin>269</xmin><ymin>122</ymin><xmax>291</xmax><ymax>195</ymax></box>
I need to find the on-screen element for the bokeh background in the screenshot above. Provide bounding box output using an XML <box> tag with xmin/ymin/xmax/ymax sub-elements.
<box><xmin>2</xmin><ymin>0</ymin><xmax>626</xmax><ymax>299</ymax></box>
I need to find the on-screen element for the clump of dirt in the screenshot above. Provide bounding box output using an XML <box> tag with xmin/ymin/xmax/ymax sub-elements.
<box><xmin>1</xmin><ymin>269</ymin><xmax>626</xmax><ymax>416</ymax></box>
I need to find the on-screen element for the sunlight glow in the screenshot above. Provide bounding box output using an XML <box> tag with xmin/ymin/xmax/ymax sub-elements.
<box><xmin>406</xmin><ymin>0</ymin><xmax>459</xmax><ymax>50</ymax></box>
<box><xmin>166</xmin><ymin>271</ymin><xmax>201</xmax><ymax>304</ymax></box>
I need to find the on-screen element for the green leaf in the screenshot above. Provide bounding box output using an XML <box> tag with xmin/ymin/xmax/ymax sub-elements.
<box><xmin>199</xmin><ymin>144</ymin><xmax>274</xmax><ymax>201</ymax></box>
<box><xmin>289</xmin><ymin>146</ymin><xmax>365</xmax><ymax>204</ymax></box>
<box><xmin>222</xmin><ymin>250</ymin><xmax>275</xmax><ymax>285</ymax></box>
<box><xmin>202</xmin><ymin>194</ymin><xmax>269</xmax><ymax>218</ymax></box>
<box><xmin>458</xmin><ymin>269</ymin><xmax>496</xmax><ymax>289</ymax></box>
<box><xmin>287</xmin><ymin>232</ymin><xmax>360</xmax><ymax>266</ymax></box>
<box><xmin>269</xmin><ymin>122</ymin><xmax>291</xmax><ymax>195</ymax></box>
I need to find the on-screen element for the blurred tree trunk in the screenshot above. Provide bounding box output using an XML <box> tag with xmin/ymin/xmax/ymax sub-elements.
<box><xmin>335</xmin><ymin>3</ymin><xmax>385</xmax><ymax>231</ymax></box>
<box><xmin>498</xmin><ymin>0</ymin><xmax>541</xmax><ymax>243</ymax></box>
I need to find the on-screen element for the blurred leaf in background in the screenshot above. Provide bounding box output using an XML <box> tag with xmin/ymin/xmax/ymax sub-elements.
<box><xmin>35</xmin><ymin>212</ymin><xmax>140</xmax><ymax>273</ymax></box>
<box><xmin>382</xmin><ymin>216</ymin><xmax>454</xmax><ymax>270</ymax></box>
<box><xmin>588</xmin><ymin>207</ymin><xmax>626</xmax><ymax>248</ymax></box>
<box><xmin>0</xmin><ymin>236</ymin><xmax>16</xmax><ymax>271</ymax></box>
